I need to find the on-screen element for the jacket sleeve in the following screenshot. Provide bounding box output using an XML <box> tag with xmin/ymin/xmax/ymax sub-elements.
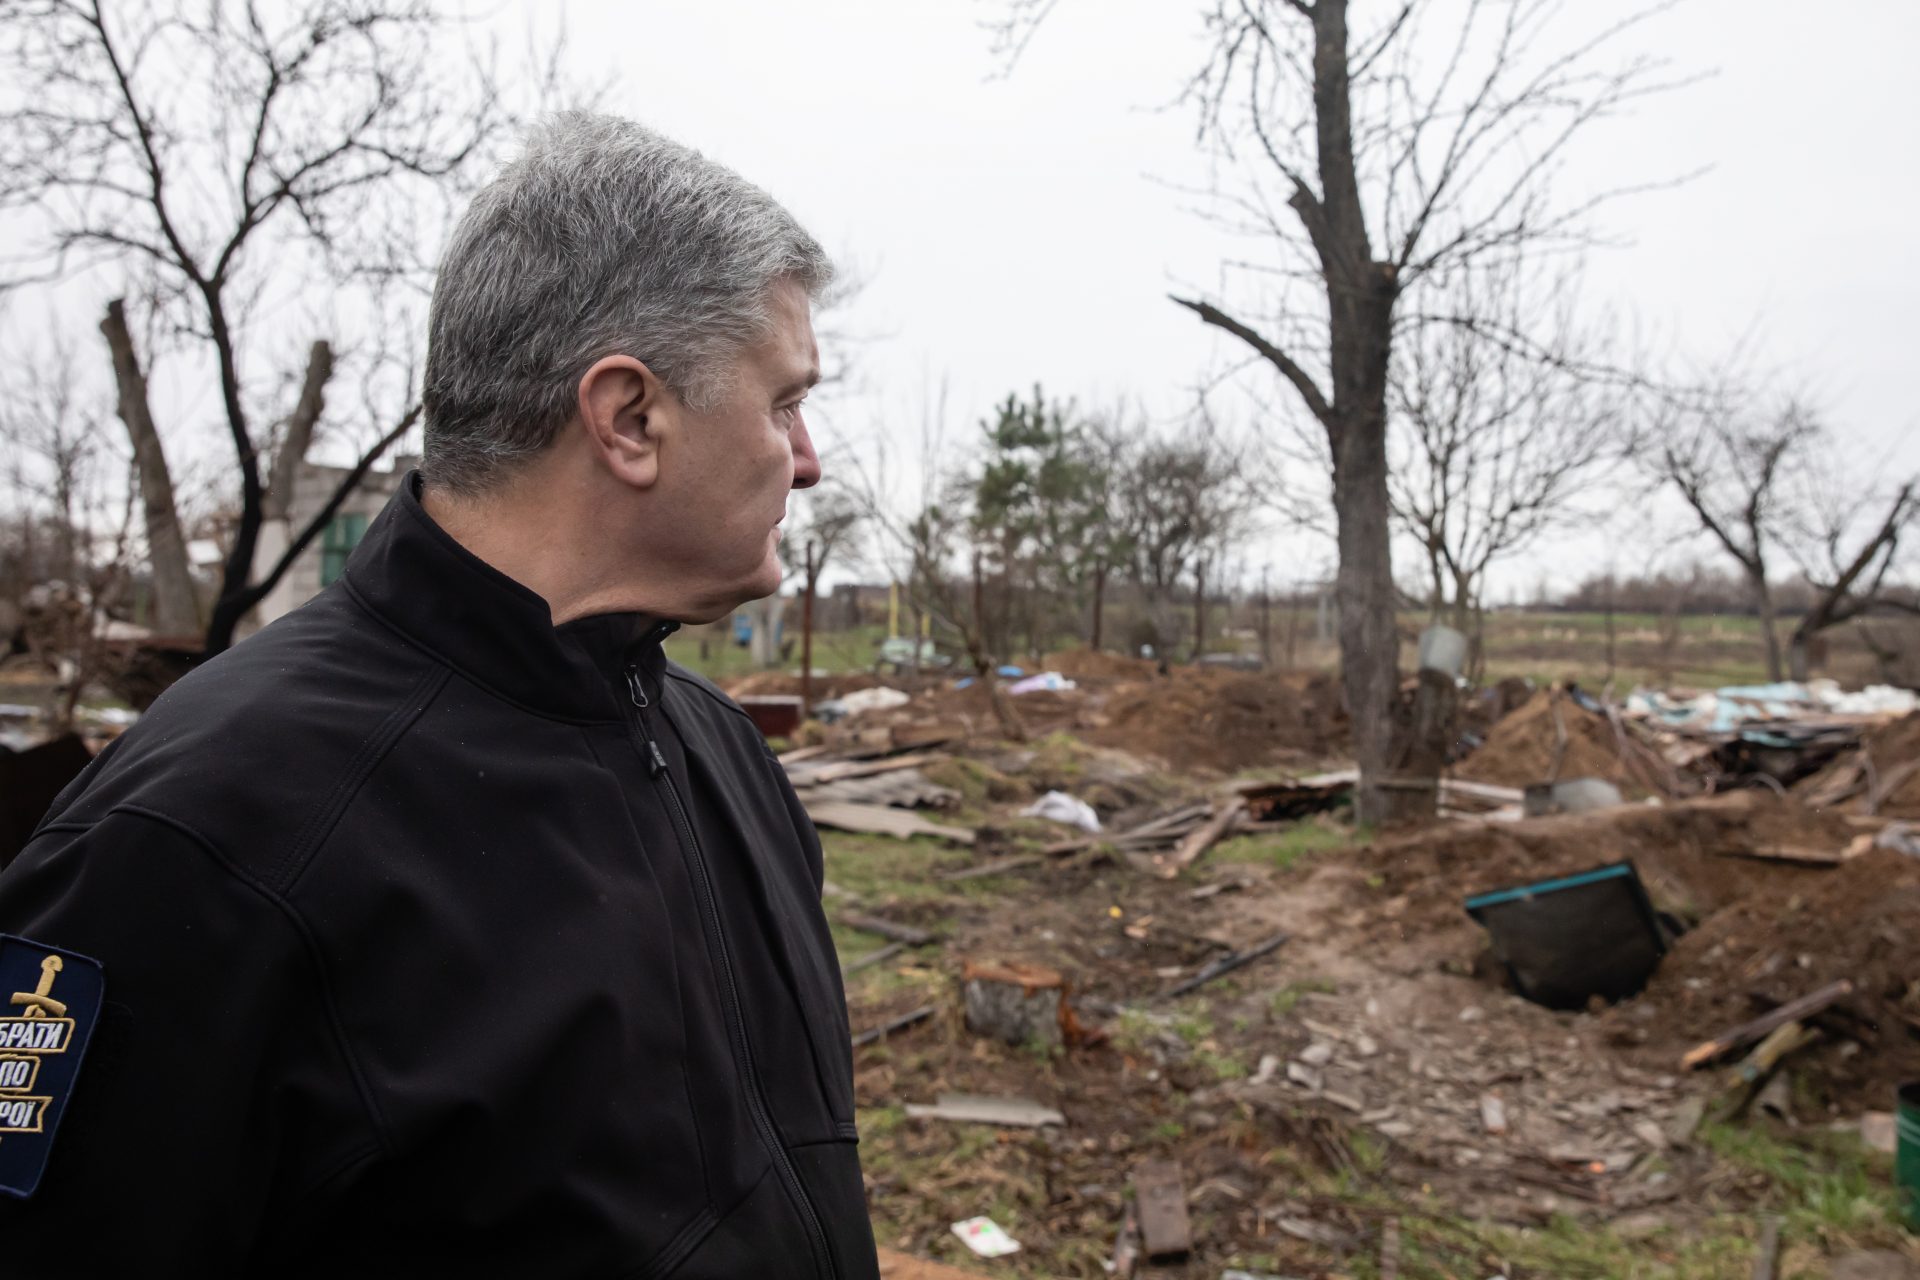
<box><xmin>0</xmin><ymin>807</ymin><xmax>376</xmax><ymax>1276</ymax></box>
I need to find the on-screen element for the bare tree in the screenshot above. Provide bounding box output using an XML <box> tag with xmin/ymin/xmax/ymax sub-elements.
<box><xmin>998</xmin><ymin>1</ymin><xmax>1682</xmax><ymax>819</ymax></box>
<box><xmin>1</xmin><ymin>339</ymin><xmax>140</xmax><ymax>727</ymax></box>
<box><xmin>0</xmin><ymin>0</ymin><xmax>543</xmax><ymax>656</ymax></box>
<box><xmin>1390</xmin><ymin>254</ymin><xmax>1630</xmax><ymax>649</ymax></box>
<box><xmin>1782</xmin><ymin>462</ymin><xmax>1917</xmax><ymax>684</ymax></box>
<box><xmin>1658</xmin><ymin>386</ymin><xmax>1918</xmax><ymax>683</ymax></box>
<box><xmin>1657</xmin><ymin>393</ymin><xmax>1813</xmax><ymax>682</ymax></box>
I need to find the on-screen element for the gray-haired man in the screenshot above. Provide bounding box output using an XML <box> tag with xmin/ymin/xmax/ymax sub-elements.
<box><xmin>0</xmin><ymin>112</ymin><xmax>881</xmax><ymax>1278</ymax></box>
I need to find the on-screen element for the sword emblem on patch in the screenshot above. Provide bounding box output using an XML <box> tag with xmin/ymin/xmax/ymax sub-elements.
<box><xmin>0</xmin><ymin>936</ymin><xmax>104</xmax><ymax>1198</ymax></box>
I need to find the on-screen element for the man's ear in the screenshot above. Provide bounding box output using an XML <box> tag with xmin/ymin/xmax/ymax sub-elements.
<box><xmin>577</xmin><ymin>354</ymin><xmax>672</xmax><ymax>490</ymax></box>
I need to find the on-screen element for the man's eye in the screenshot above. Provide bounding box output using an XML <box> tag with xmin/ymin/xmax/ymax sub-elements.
<box><xmin>778</xmin><ymin>399</ymin><xmax>806</xmax><ymax>424</ymax></box>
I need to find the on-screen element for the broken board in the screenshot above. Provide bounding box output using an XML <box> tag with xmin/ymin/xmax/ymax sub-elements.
<box><xmin>1131</xmin><ymin>1159</ymin><xmax>1193</xmax><ymax>1263</ymax></box>
<box><xmin>804</xmin><ymin>800</ymin><xmax>976</xmax><ymax>845</ymax></box>
<box><xmin>904</xmin><ymin>1093</ymin><xmax>1065</xmax><ymax>1127</ymax></box>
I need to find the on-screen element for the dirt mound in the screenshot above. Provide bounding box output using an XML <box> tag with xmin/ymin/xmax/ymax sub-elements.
<box><xmin>1362</xmin><ymin>791</ymin><xmax>1856</xmax><ymax>939</ymax></box>
<box><xmin>1618</xmin><ymin>847</ymin><xmax>1920</xmax><ymax>1109</ymax></box>
<box><xmin>1086</xmin><ymin>667</ymin><xmax>1347</xmax><ymax>773</ymax></box>
<box><xmin>1357</xmin><ymin>791</ymin><xmax>1908</xmax><ymax>1110</ymax></box>
<box><xmin>1453</xmin><ymin>690</ymin><xmax>1671</xmax><ymax>794</ymax></box>
<box><xmin>1797</xmin><ymin>710</ymin><xmax>1920</xmax><ymax>818</ymax></box>
<box><xmin>1042</xmin><ymin>647</ymin><xmax>1157</xmax><ymax>682</ymax></box>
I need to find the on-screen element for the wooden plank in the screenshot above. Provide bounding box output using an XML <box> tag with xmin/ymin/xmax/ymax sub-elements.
<box><xmin>1719</xmin><ymin>845</ymin><xmax>1848</xmax><ymax>867</ymax></box>
<box><xmin>851</xmin><ymin>1004</ymin><xmax>935</xmax><ymax>1048</ymax></box>
<box><xmin>1751</xmin><ymin>1214</ymin><xmax>1782</xmax><ymax>1280</ymax></box>
<box><xmin>1163</xmin><ymin>931</ymin><xmax>1289</xmax><ymax>998</ymax></box>
<box><xmin>804</xmin><ymin>800</ymin><xmax>976</xmax><ymax>845</ymax></box>
<box><xmin>776</xmin><ymin>743</ymin><xmax>835</xmax><ymax>766</ymax></box>
<box><xmin>787</xmin><ymin>752</ymin><xmax>942</xmax><ymax>788</ymax></box>
<box><xmin>1681</xmin><ymin>979</ymin><xmax>1853</xmax><ymax>1069</ymax></box>
<box><xmin>1131</xmin><ymin>1159</ymin><xmax>1193</xmax><ymax>1263</ymax></box>
<box><xmin>841</xmin><ymin>940</ymin><xmax>905</xmax><ymax>976</ymax></box>
<box><xmin>1153</xmin><ymin>796</ymin><xmax>1247</xmax><ymax>879</ymax></box>
<box><xmin>839</xmin><ymin>912</ymin><xmax>936</xmax><ymax>947</ymax></box>
<box><xmin>904</xmin><ymin>1093</ymin><xmax>1066</xmax><ymax>1127</ymax></box>
<box><xmin>936</xmin><ymin>854</ymin><xmax>1045</xmax><ymax>882</ymax></box>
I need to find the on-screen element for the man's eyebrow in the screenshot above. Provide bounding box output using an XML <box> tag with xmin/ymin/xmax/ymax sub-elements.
<box><xmin>776</xmin><ymin>367</ymin><xmax>822</xmax><ymax>399</ymax></box>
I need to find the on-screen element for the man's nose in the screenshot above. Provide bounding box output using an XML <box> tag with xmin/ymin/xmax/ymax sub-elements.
<box><xmin>790</xmin><ymin>413</ymin><xmax>821</xmax><ymax>490</ymax></box>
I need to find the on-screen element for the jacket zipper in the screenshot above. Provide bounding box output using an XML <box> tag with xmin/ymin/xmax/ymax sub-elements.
<box><xmin>624</xmin><ymin>660</ymin><xmax>835</xmax><ymax>1280</ymax></box>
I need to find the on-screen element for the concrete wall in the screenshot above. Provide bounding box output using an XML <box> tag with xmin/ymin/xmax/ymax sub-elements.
<box><xmin>247</xmin><ymin>456</ymin><xmax>417</xmax><ymax>634</ymax></box>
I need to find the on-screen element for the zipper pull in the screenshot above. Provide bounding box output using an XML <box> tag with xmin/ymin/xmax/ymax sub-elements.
<box><xmin>625</xmin><ymin>666</ymin><xmax>668</xmax><ymax>777</ymax></box>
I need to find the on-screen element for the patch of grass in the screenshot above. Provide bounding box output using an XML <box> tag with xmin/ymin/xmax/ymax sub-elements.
<box><xmin>1268</xmin><ymin>977</ymin><xmax>1338</xmax><ymax>1018</ymax></box>
<box><xmin>1212</xmin><ymin>817</ymin><xmax>1355</xmax><ymax>873</ymax></box>
<box><xmin>818</xmin><ymin>830</ymin><xmax>965</xmax><ymax>905</ymax></box>
<box><xmin>1700</xmin><ymin>1119</ymin><xmax>1902</xmax><ymax>1242</ymax></box>
<box><xmin>920</xmin><ymin>756</ymin><xmax>1025</xmax><ymax>807</ymax></box>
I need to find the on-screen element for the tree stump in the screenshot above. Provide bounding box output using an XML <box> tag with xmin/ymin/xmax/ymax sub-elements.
<box><xmin>962</xmin><ymin>960</ymin><xmax>1067</xmax><ymax>1049</ymax></box>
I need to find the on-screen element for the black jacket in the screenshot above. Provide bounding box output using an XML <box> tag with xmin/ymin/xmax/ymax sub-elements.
<box><xmin>0</xmin><ymin>476</ymin><xmax>879</xmax><ymax>1279</ymax></box>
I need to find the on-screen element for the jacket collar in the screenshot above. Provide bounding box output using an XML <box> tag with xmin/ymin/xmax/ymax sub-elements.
<box><xmin>341</xmin><ymin>473</ymin><xmax>677</xmax><ymax>723</ymax></box>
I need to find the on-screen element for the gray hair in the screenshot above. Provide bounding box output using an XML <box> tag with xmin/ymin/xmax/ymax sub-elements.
<box><xmin>422</xmin><ymin>111</ymin><xmax>833</xmax><ymax>493</ymax></box>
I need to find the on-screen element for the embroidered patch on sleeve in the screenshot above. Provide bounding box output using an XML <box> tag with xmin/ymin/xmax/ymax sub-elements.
<box><xmin>0</xmin><ymin>935</ymin><xmax>104</xmax><ymax>1199</ymax></box>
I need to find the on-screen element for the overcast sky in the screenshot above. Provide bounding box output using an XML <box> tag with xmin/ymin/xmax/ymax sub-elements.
<box><xmin>525</xmin><ymin>0</ymin><xmax>1920</xmax><ymax>597</ymax></box>
<box><xmin>8</xmin><ymin>2</ymin><xmax>1915</xmax><ymax>601</ymax></box>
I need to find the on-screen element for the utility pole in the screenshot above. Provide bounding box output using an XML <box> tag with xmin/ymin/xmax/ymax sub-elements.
<box><xmin>801</xmin><ymin>540</ymin><xmax>816</xmax><ymax>718</ymax></box>
<box><xmin>1259</xmin><ymin>564</ymin><xmax>1273</xmax><ymax>669</ymax></box>
<box><xmin>1193</xmin><ymin>559</ymin><xmax>1208</xmax><ymax>660</ymax></box>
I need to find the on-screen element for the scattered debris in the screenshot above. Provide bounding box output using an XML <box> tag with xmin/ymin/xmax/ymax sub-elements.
<box><xmin>851</xmin><ymin>1004</ymin><xmax>935</xmax><ymax>1049</ymax></box>
<box><xmin>1163</xmin><ymin>931</ymin><xmax>1289</xmax><ymax>999</ymax></box>
<box><xmin>1681</xmin><ymin>979</ymin><xmax>1854</xmax><ymax>1070</ymax></box>
<box><xmin>804</xmin><ymin>800</ymin><xmax>976</xmax><ymax>845</ymax></box>
<box><xmin>1130</xmin><ymin>1160</ymin><xmax>1193</xmax><ymax>1263</ymax></box>
<box><xmin>907</xmin><ymin>1094</ymin><xmax>1065</xmax><ymax>1128</ymax></box>
<box><xmin>1752</xmin><ymin>1214</ymin><xmax>1782</xmax><ymax>1280</ymax></box>
<box><xmin>1860</xmin><ymin>1110</ymin><xmax>1897</xmax><ymax>1155</ymax></box>
<box><xmin>949</xmin><ymin>1216</ymin><xmax>1022</xmax><ymax>1258</ymax></box>
<box><xmin>1153</xmin><ymin>796</ymin><xmax>1247</xmax><ymax>879</ymax></box>
<box><xmin>840</xmin><ymin>912</ymin><xmax>937</xmax><ymax>947</ymax></box>
<box><xmin>1480</xmin><ymin>1093</ymin><xmax>1509</xmax><ymax>1135</ymax></box>
<box><xmin>788</xmin><ymin>752</ymin><xmax>946</xmax><ymax>788</ymax></box>
<box><xmin>842</xmin><ymin>940</ymin><xmax>905</xmax><ymax>976</ymax></box>
<box><xmin>1109</xmin><ymin>1201</ymin><xmax>1141</xmax><ymax>1279</ymax></box>
<box><xmin>1020</xmin><ymin>789</ymin><xmax>1101</xmax><ymax>833</ymax></box>
<box><xmin>874</xmin><ymin>1245</ymin><xmax>997</xmax><ymax>1279</ymax></box>
<box><xmin>1523</xmin><ymin>776</ymin><xmax>1624</xmax><ymax>817</ymax></box>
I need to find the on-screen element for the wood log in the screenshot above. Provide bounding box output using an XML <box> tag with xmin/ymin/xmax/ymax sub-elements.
<box><xmin>1682</xmin><ymin>979</ymin><xmax>1852</xmax><ymax>1069</ymax></box>
<box><xmin>839</xmin><ymin>912</ymin><xmax>936</xmax><ymax>946</ymax></box>
<box><xmin>1152</xmin><ymin>796</ymin><xmax>1247</xmax><ymax>879</ymax></box>
<box><xmin>962</xmin><ymin>960</ymin><xmax>1067</xmax><ymax>1048</ymax></box>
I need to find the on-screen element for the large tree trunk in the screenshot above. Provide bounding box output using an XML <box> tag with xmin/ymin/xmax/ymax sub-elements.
<box><xmin>1330</xmin><ymin>397</ymin><xmax>1410</xmax><ymax>825</ymax></box>
<box><xmin>100</xmin><ymin>300</ymin><xmax>200</xmax><ymax>637</ymax></box>
<box><xmin>264</xmin><ymin>341</ymin><xmax>334</xmax><ymax>522</ymax></box>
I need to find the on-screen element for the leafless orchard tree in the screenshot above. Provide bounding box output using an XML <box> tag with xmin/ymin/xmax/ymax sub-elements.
<box><xmin>0</xmin><ymin>340</ymin><xmax>141</xmax><ymax>727</ymax></box>
<box><xmin>1389</xmin><ymin>253</ymin><xmax>1632</xmax><ymax>656</ymax></box>
<box><xmin>1657</xmin><ymin>386</ymin><xmax>1918</xmax><ymax>682</ymax></box>
<box><xmin>0</xmin><ymin>0</ymin><xmax>555</xmax><ymax>655</ymax></box>
<box><xmin>995</xmin><ymin>0</ymin><xmax>1687</xmax><ymax>821</ymax></box>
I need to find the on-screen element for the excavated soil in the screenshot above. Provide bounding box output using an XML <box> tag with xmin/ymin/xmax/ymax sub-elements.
<box><xmin>1350</xmin><ymin>791</ymin><xmax>1913</xmax><ymax>1111</ymax></box>
<box><xmin>1797</xmin><ymin>710</ymin><xmax>1920</xmax><ymax>819</ymax></box>
<box><xmin>1452</xmin><ymin>690</ymin><xmax>1677</xmax><ymax>795</ymax></box>
<box><xmin>1083</xmin><ymin>668</ymin><xmax>1347</xmax><ymax>773</ymax></box>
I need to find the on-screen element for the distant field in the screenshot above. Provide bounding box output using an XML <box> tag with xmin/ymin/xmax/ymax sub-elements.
<box><xmin>668</xmin><ymin>608</ymin><xmax>1916</xmax><ymax>694</ymax></box>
